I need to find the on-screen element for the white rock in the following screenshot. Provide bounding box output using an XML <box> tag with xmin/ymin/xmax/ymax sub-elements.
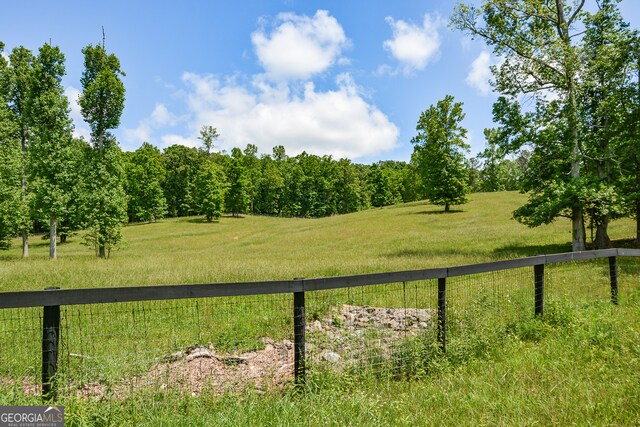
<box><xmin>186</xmin><ymin>348</ymin><xmax>212</xmax><ymax>361</ymax></box>
<box><xmin>322</xmin><ymin>351</ymin><xmax>341</xmax><ymax>363</ymax></box>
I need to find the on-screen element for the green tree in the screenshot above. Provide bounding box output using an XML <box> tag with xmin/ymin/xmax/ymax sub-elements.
<box><xmin>29</xmin><ymin>43</ymin><xmax>76</xmax><ymax>259</ymax></box>
<box><xmin>225</xmin><ymin>147</ymin><xmax>250</xmax><ymax>217</ymax></box>
<box><xmin>476</xmin><ymin>128</ymin><xmax>523</xmax><ymax>193</ymax></box>
<box><xmin>79</xmin><ymin>42</ymin><xmax>127</xmax><ymax>258</ymax></box>
<box><xmin>368</xmin><ymin>163</ymin><xmax>394</xmax><ymax>208</ymax></box>
<box><xmin>0</xmin><ymin>42</ymin><xmax>22</xmax><ymax>249</ymax></box>
<box><xmin>193</xmin><ymin>160</ymin><xmax>225</xmax><ymax>222</ymax></box>
<box><xmin>623</xmin><ymin>34</ymin><xmax>640</xmax><ymax>243</ymax></box>
<box><xmin>242</xmin><ymin>144</ymin><xmax>261</xmax><ymax>213</ymax></box>
<box><xmin>377</xmin><ymin>160</ymin><xmax>415</xmax><ymax>203</ymax></box>
<box><xmin>162</xmin><ymin>144</ymin><xmax>202</xmax><ymax>217</ymax></box>
<box><xmin>0</xmin><ymin>108</ymin><xmax>20</xmax><ymax>249</ymax></box>
<box><xmin>255</xmin><ymin>155</ymin><xmax>284</xmax><ymax>215</ymax></box>
<box><xmin>334</xmin><ymin>158</ymin><xmax>365</xmax><ymax>214</ymax></box>
<box><xmin>411</xmin><ymin>95</ymin><xmax>470</xmax><ymax>212</ymax></box>
<box><xmin>578</xmin><ymin>0</ymin><xmax>634</xmax><ymax>248</ymax></box>
<box><xmin>452</xmin><ymin>0</ymin><xmax>587</xmax><ymax>250</ymax></box>
<box><xmin>55</xmin><ymin>137</ymin><xmax>87</xmax><ymax>244</ymax></box>
<box><xmin>125</xmin><ymin>142</ymin><xmax>168</xmax><ymax>222</ymax></box>
<box><xmin>6</xmin><ymin>46</ymin><xmax>36</xmax><ymax>257</ymax></box>
<box><xmin>198</xmin><ymin>125</ymin><xmax>219</xmax><ymax>155</ymax></box>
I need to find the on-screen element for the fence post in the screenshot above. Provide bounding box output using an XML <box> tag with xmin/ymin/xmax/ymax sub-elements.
<box><xmin>534</xmin><ymin>264</ymin><xmax>544</xmax><ymax>317</ymax></box>
<box><xmin>42</xmin><ymin>287</ymin><xmax>60</xmax><ymax>401</ymax></box>
<box><xmin>437</xmin><ymin>277</ymin><xmax>446</xmax><ymax>353</ymax></box>
<box><xmin>609</xmin><ymin>256</ymin><xmax>618</xmax><ymax>305</ymax></box>
<box><xmin>293</xmin><ymin>278</ymin><xmax>306</xmax><ymax>388</ymax></box>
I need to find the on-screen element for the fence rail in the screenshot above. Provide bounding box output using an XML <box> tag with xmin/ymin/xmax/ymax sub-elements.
<box><xmin>1</xmin><ymin>248</ymin><xmax>636</xmax><ymax>309</ymax></box>
<box><xmin>0</xmin><ymin>248</ymin><xmax>639</xmax><ymax>400</ymax></box>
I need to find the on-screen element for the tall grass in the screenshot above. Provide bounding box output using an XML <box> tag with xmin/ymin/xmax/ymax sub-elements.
<box><xmin>1</xmin><ymin>192</ymin><xmax>635</xmax><ymax>292</ymax></box>
<box><xmin>3</xmin><ymin>292</ymin><xmax>638</xmax><ymax>426</ymax></box>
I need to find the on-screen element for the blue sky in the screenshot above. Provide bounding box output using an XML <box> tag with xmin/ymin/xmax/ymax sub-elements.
<box><xmin>2</xmin><ymin>1</ymin><xmax>639</xmax><ymax>163</ymax></box>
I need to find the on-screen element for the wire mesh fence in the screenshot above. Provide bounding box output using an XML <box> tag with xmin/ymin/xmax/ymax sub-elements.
<box><xmin>445</xmin><ymin>267</ymin><xmax>533</xmax><ymax>364</ymax></box>
<box><xmin>305</xmin><ymin>280</ymin><xmax>438</xmax><ymax>380</ymax></box>
<box><xmin>0</xmin><ymin>307</ymin><xmax>41</xmax><ymax>393</ymax></box>
<box><xmin>0</xmin><ymin>249</ymin><xmax>638</xmax><ymax>402</ymax></box>
<box><xmin>56</xmin><ymin>294</ymin><xmax>295</xmax><ymax>398</ymax></box>
<box><xmin>546</xmin><ymin>259</ymin><xmax>612</xmax><ymax>303</ymax></box>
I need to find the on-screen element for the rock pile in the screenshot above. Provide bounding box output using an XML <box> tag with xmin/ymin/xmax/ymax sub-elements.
<box><xmin>23</xmin><ymin>304</ymin><xmax>435</xmax><ymax>398</ymax></box>
<box><xmin>309</xmin><ymin>304</ymin><xmax>432</xmax><ymax>332</ymax></box>
<box><xmin>307</xmin><ymin>304</ymin><xmax>434</xmax><ymax>367</ymax></box>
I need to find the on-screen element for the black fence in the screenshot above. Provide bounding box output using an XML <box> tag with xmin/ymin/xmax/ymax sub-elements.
<box><xmin>0</xmin><ymin>248</ymin><xmax>638</xmax><ymax>401</ymax></box>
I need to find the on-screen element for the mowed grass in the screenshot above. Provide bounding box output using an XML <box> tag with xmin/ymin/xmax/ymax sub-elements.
<box><xmin>0</xmin><ymin>191</ymin><xmax>635</xmax><ymax>292</ymax></box>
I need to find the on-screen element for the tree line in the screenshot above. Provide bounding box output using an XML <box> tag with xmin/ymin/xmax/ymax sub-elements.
<box><xmin>123</xmin><ymin>138</ymin><xmax>424</xmax><ymax>225</ymax></box>
<box><xmin>0</xmin><ymin>39</ymin><xmax>125</xmax><ymax>258</ymax></box>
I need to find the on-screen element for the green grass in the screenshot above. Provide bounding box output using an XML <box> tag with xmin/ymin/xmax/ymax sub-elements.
<box><xmin>2</xmin><ymin>191</ymin><xmax>635</xmax><ymax>292</ymax></box>
<box><xmin>1</xmin><ymin>192</ymin><xmax>639</xmax><ymax>425</ymax></box>
<box><xmin>4</xmin><ymin>294</ymin><xmax>640</xmax><ymax>426</ymax></box>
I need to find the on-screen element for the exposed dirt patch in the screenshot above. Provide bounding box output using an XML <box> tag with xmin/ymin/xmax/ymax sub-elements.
<box><xmin>140</xmin><ymin>339</ymin><xmax>294</xmax><ymax>396</ymax></box>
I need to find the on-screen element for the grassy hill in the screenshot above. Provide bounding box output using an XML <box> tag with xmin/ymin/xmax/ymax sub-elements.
<box><xmin>0</xmin><ymin>191</ymin><xmax>636</xmax><ymax>292</ymax></box>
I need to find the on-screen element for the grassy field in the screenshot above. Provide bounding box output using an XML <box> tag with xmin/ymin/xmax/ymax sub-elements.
<box><xmin>1</xmin><ymin>192</ymin><xmax>639</xmax><ymax>426</ymax></box>
<box><xmin>0</xmin><ymin>191</ymin><xmax>635</xmax><ymax>292</ymax></box>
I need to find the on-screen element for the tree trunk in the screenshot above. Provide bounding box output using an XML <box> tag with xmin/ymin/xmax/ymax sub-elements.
<box><xmin>557</xmin><ymin>1</ymin><xmax>586</xmax><ymax>252</ymax></box>
<box><xmin>99</xmin><ymin>245</ymin><xmax>106</xmax><ymax>259</ymax></box>
<box><xmin>572</xmin><ymin>207</ymin><xmax>586</xmax><ymax>252</ymax></box>
<box><xmin>20</xmin><ymin>126</ymin><xmax>29</xmax><ymax>258</ymax></box>
<box><xmin>22</xmin><ymin>231</ymin><xmax>28</xmax><ymax>258</ymax></box>
<box><xmin>594</xmin><ymin>217</ymin><xmax>611</xmax><ymax>249</ymax></box>
<box><xmin>636</xmin><ymin>200</ymin><xmax>640</xmax><ymax>244</ymax></box>
<box><xmin>49</xmin><ymin>217</ymin><xmax>57</xmax><ymax>260</ymax></box>
<box><xmin>444</xmin><ymin>203</ymin><xmax>450</xmax><ymax>213</ymax></box>
<box><xmin>593</xmin><ymin>159</ymin><xmax>611</xmax><ymax>249</ymax></box>
<box><xmin>60</xmin><ymin>234</ymin><xmax>67</xmax><ymax>244</ymax></box>
<box><xmin>568</xmin><ymin>84</ymin><xmax>586</xmax><ymax>251</ymax></box>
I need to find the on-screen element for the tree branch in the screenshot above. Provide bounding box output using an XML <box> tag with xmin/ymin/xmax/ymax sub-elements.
<box><xmin>568</xmin><ymin>0</ymin><xmax>586</xmax><ymax>27</ymax></box>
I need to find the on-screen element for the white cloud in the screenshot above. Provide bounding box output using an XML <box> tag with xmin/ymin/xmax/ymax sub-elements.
<box><xmin>176</xmin><ymin>71</ymin><xmax>398</xmax><ymax>159</ymax></box>
<box><xmin>465</xmin><ymin>51</ymin><xmax>499</xmax><ymax>95</ymax></box>
<box><xmin>64</xmin><ymin>86</ymin><xmax>91</xmax><ymax>141</ymax></box>
<box><xmin>383</xmin><ymin>14</ymin><xmax>442</xmax><ymax>74</ymax></box>
<box><xmin>251</xmin><ymin>10</ymin><xmax>349</xmax><ymax>80</ymax></box>
<box><xmin>119</xmin><ymin>11</ymin><xmax>398</xmax><ymax>159</ymax></box>
<box><xmin>123</xmin><ymin>103</ymin><xmax>180</xmax><ymax>147</ymax></box>
<box><xmin>150</xmin><ymin>103</ymin><xmax>179</xmax><ymax>126</ymax></box>
<box><xmin>161</xmin><ymin>134</ymin><xmax>198</xmax><ymax>148</ymax></box>
<box><xmin>123</xmin><ymin>124</ymin><xmax>152</xmax><ymax>146</ymax></box>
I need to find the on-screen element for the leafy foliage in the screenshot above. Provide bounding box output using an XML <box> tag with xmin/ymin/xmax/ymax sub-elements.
<box><xmin>452</xmin><ymin>0</ymin><xmax>640</xmax><ymax>249</ymax></box>
<box><xmin>0</xmin><ymin>95</ymin><xmax>20</xmax><ymax>249</ymax></box>
<box><xmin>28</xmin><ymin>43</ymin><xmax>77</xmax><ymax>259</ymax></box>
<box><xmin>411</xmin><ymin>95</ymin><xmax>470</xmax><ymax>212</ymax></box>
<box><xmin>193</xmin><ymin>159</ymin><xmax>225</xmax><ymax>222</ymax></box>
<box><xmin>79</xmin><ymin>43</ymin><xmax>127</xmax><ymax>258</ymax></box>
<box><xmin>5</xmin><ymin>45</ymin><xmax>36</xmax><ymax>256</ymax></box>
<box><xmin>125</xmin><ymin>142</ymin><xmax>168</xmax><ymax>222</ymax></box>
<box><xmin>452</xmin><ymin>0</ymin><xmax>588</xmax><ymax>250</ymax></box>
<box><xmin>225</xmin><ymin>148</ymin><xmax>250</xmax><ymax>217</ymax></box>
